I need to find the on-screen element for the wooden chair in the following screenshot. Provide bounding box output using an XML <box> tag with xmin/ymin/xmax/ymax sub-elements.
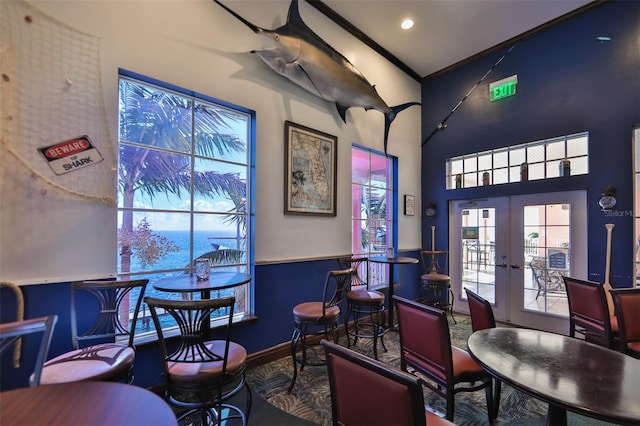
<box><xmin>321</xmin><ymin>339</ymin><xmax>455</xmax><ymax>426</ymax></box>
<box><xmin>609</xmin><ymin>288</ymin><xmax>640</xmax><ymax>358</ymax></box>
<box><xmin>0</xmin><ymin>315</ymin><xmax>57</xmax><ymax>387</ymax></box>
<box><xmin>288</xmin><ymin>267</ymin><xmax>353</xmax><ymax>393</ymax></box>
<box><xmin>40</xmin><ymin>279</ymin><xmax>148</xmax><ymax>384</ymax></box>
<box><xmin>419</xmin><ymin>249</ymin><xmax>455</xmax><ymax>323</ymax></box>
<box><xmin>563</xmin><ymin>276</ymin><xmax>618</xmax><ymax>349</ymax></box>
<box><xmin>338</xmin><ymin>257</ymin><xmax>386</xmax><ymax>359</ymax></box>
<box><xmin>145</xmin><ymin>296</ymin><xmax>251</xmax><ymax>425</ymax></box>
<box><xmin>464</xmin><ymin>288</ymin><xmax>501</xmax><ymax>419</ymax></box>
<box><xmin>393</xmin><ymin>295</ymin><xmax>495</xmax><ymax>422</ymax></box>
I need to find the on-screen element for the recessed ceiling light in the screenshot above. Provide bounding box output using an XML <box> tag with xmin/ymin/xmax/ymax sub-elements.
<box><xmin>401</xmin><ymin>19</ymin><xmax>414</xmax><ymax>30</ymax></box>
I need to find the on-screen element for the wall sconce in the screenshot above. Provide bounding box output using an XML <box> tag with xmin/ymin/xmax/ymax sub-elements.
<box><xmin>598</xmin><ymin>185</ymin><xmax>617</xmax><ymax>211</ymax></box>
<box><xmin>425</xmin><ymin>201</ymin><xmax>437</xmax><ymax>218</ymax></box>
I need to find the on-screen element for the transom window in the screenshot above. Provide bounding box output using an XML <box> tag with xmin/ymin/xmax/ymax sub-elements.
<box><xmin>117</xmin><ymin>71</ymin><xmax>253</xmax><ymax>340</ymax></box>
<box><xmin>447</xmin><ymin>132</ymin><xmax>588</xmax><ymax>189</ymax></box>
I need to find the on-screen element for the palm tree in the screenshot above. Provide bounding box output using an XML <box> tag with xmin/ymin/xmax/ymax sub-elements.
<box><xmin>118</xmin><ymin>79</ymin><xmax>247</xmax><ymax>275</ymax></box>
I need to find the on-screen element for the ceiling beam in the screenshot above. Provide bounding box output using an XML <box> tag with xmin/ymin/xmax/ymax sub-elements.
<box><xmin>305</xmin><ymin>0</ymin><xmax>423</xmax><ymax>83</ymax></box>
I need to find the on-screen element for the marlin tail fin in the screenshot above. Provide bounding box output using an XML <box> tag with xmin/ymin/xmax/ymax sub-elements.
<box><xmin>384</xmin><ymin>102</ymin><xmax>421</xmax><ymax>155</ymax></box>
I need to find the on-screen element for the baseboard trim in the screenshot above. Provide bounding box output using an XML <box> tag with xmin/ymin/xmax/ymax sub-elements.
<box><xmin>245</xmin><ymin>315</ymin><xmax>387</xmax><ymax>369</ymax></box>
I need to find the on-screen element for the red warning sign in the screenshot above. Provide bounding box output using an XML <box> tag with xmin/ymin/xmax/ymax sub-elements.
<box><xmin>38</xmin><ymin>136</ymin><xmax>103</xmax><ymax>175</ymax></box>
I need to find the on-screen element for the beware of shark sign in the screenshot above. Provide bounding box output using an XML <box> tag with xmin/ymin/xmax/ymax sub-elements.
<box><xmin>38</xmin><ymin>135</ymin><xmax>103</xmax><ymax>175</ymax></box>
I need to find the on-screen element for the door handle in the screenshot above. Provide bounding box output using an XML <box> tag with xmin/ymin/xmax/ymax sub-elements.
<box><xmin>510</xmin><ymin>264</ymin><xmax>521</xmax><ymax>269</ymax></box>
<box><xmin>496</xmin><ymin>262</ymin><xmax>508</xmax><ymax>268</ymax></box>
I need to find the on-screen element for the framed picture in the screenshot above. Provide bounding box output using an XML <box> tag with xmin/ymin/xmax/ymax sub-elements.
<box><xmin>284</xmin><ymin>121</ymin><xmax>337</xmax><ymax>216</ymax></box>
<box><xmin>404</xmin><ymin>194</ymin><xmax>415</xmax><ymax>216</ymax></box>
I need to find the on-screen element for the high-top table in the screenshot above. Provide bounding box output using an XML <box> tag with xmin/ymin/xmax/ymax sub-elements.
<box><xmin>369</xmin><ymin>256</ymin><xmax>419</xmax><ymax>330</ymax></box>
<box><xmin>153</xmin><ymin>272</ymin><xmax>251</xmax><ymax>299</ymax></box>
<box><xmin>467</xmin><ymin>327</ymin><xmax>640</xmax><ymax>426</ymax></box>
<box><xmin>0</xmin><ymin>381</ymin><xmax>177</xmax><ymax>425</ymax></box>
<box><xmin>153</xmin><ymin>272</ymin><xmax>251</xmax><ymax>336</ymax></box>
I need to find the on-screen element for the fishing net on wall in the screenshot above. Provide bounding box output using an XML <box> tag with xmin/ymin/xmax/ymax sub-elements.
<box><xmin>0</xmin><ymin>0</ymin><xmax>115</xmax><ymax>206</ymax></box>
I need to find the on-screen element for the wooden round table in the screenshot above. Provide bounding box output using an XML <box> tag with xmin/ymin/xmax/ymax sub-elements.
<box><xmin>467</xmin><ymin>327</ymin><xmax>640</xmax><ymax>425</ymax></box>
<box><xmin>153</xmin><ymin>272</ymin><xmax>251</xmax><ymax>295</ymax></box>
<box><xmin>0</xmin><ymin>381</ymin><xmax>177</xmax><ymax>425</ymax></box>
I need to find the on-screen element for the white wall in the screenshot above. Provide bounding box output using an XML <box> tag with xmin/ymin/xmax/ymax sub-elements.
<box><xmin>0</xmin><ymin>0</ymin><xmax>422</xmax><ymax>283</ymax></box>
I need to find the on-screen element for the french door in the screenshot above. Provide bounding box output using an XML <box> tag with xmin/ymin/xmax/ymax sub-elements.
<box><xmin>449</xmin><ymin>191</ymin><xmax>587</xmax><ymax>333</ymax></box>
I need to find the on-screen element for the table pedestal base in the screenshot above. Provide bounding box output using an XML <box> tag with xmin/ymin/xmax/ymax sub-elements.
<box><xmin>547</xmin><ymin>404</ymin><xmax>567</xmax><ymax>426</ymax></box>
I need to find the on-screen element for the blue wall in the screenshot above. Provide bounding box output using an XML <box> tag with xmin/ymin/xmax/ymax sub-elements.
<box><xmin>421</xmin><ymin>1</ymin><xmax>640</xmax><ymax>286</ymax></box>
<box><xmin>1</xmin><ymin>255</ymin><xmax>421</xmax><ymax>390</ymax></box>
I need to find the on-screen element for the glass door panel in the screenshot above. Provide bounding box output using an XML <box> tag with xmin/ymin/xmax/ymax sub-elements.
<box><xmin>451</xmin><ymin>191</ymin><xmax>587</xmax><ymax>333</ymax></box>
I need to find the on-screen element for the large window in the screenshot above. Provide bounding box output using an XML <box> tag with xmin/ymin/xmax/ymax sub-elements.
<box><xmin>117</xmin><ymin>71</ymin><xmax>253</xmax><ymax>338</ymax></box>
<box><xmin>351</xmin><ymin>145</ymin><xmax>396</xmax><ymax>288</ymax></box>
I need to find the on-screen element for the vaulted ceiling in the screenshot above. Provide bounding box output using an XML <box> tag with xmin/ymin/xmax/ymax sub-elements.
<box><xmin>217</xmin><ymin>0</ymin><xmax>598</xmax><ymax>81</ymax></box>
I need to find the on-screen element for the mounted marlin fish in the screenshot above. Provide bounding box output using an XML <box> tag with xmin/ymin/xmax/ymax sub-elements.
<box><xmin>213</xmin><ymin>0</ymin><xmax>420</xmax><ymax>155</ymax></box>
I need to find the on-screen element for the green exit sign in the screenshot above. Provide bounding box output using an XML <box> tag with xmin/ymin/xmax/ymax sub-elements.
<box><xmin>489</xmin><ymin>75</ymin><xmax>518</xmax><ymax>102</ymax></box>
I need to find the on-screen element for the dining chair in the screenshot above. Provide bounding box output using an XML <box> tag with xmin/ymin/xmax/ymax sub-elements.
<box><xmin>321</xmin><ymin>339</ymin><xmax>455</xmax><ymax>426</ymax></box>
<box><xmin>464</xmin><ymin>288</ymin><xmax>501</xmax><ymax>419</ymax></box>
<box><xmin>39</xmin><ymin>279</ymin><xmax>148</xmax><ymax>385</ymax></box>
<box><xmin>393</xmin><ymin>295</ymin><xmax>495</xmax><ymax>422</ymax></box>
<box><xmin>338</xmin><ymin>257</ymin><xmax>386</xmax><ymax>359</ymax></box>
<box><xmin>145</xmin><ymin>296</ymin><xmax>251</xmax><ymax>426</ymax></box>
<box><xmin>609</xmin><ymin>288</ymin><xmax>640</xmax><ymax>359</ymax></box>
<box><xmin>288</xmin><ymin>267</ymin><xmax>353</xmax><ymax>393</ymax></box>
<box><xmin>562</xmin><ymin>276</ymin><xmax>618</xmax><ymax>349</ymax></box>
<box><xmin>0</xmin><ymin>315</ymin><xmax>57</xmax><ymax>387</ymax></box>
<box><xmin>419</xmin><ymin>249</ymin><xmax>455</xmax><ymax>323</ymax></box>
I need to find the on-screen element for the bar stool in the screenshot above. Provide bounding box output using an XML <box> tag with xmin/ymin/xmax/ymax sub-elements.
<box><xmin>419</xmin><ymin>250</ymin><xmax>456</xmax><ymax>323</ymax></box>
<box><xmin>339</xmin><ymin>257</ymin><xmax>387</xmax><ymax>359</ymax></box>
<box><xmin>288</xmin><ymin>267</ymin><xmax>353</xmax><ymax>393</ymax></box>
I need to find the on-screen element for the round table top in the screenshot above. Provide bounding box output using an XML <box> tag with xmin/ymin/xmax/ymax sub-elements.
<box><xmin>467</xmin><ymin>327</ymin><xmax>640</xmax><ymax>424</ymax></box>
<box><xmin>153</xmin><ymin>272</ymin><xmax>251</xmax><ymax>293</ymax></box>
<box><xmin>369</xmin><ymin>255</ymin><xmax>419</xmax><ymax>265</ymax></box>
<box><xmin>0</xmin><ymin>381</ymin><xmax>177</xmax><ymax>426</ymax></box>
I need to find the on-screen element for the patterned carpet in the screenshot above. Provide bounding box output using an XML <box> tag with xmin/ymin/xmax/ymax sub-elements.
<box><xmin>245</xmin><ymin>314</ymin><xmax>615</xmax><ymax>426</ymax></box>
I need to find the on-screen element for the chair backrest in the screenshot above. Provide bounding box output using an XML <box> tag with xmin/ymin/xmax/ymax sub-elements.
<box><xmin>393</xmin><ymin>295</ymin><xmax>452</xmax><ymax>386</ymax></box>
<box><xmin>71</xmin><ymin>279</ymin><xmax>148</xmax><ymax>349</ymax></box>
<box><xmin>0</xmin><ymin>315</ymin><xmax>58</xmax><ymax>386</ymax></box>
<box><xmin>465</xmin><ymin>288</ymin><xmax>496</xmax><ymax>331</ymax></box>
<box><xmin>321</xmin><ymin>339</ymin><xmax>427</xmax><ymax>426</ymax></box>
<box><xmin>420</xmin><ymin>250</ymin><xmax>448</xmax><ymax>275</ymax></box>
<box><xmin>337</xmin><ymin>257</ymin><xmax>368</xmax><ymax>290</ymax></box>
<box><xmin>530</xmin><ymin>256</ymin><xmax>567</xmax><ymax>293</ymax></box>
<box><xmin>145</xmin><ymin>296</ymin><xmax>236</xmax><ymax>374</ymax></box>
<box><xmin>529</xmin><ymin>256</ymin><xmax>546</xmax><ymax>289</ymax></box>
<box><xmin>609</xmin><ymin>288</ymin><xmax>640</xmax><ymax>354</ymax></box>
<box><xmin>562</xmin><ymin>276</ymin><xmax>612</xmax><ymax>339</ymax></box>
<box><xmin>322</xmin><ymin>268</ymin><xmax>354</xmax><ymax>315</ymax></box>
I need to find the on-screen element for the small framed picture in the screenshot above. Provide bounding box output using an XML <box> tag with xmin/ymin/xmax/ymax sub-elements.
<box><xmin>404</xmin><ymin>194</ymin><xmax>415</xmax><ymax>216</ymax></box>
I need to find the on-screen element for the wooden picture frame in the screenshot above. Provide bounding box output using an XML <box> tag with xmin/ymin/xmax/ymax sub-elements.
<box><xmin>284</xmin><ymin>121</ymin><xmax>337</xmax><ymax>216</ymax></box>
<box><xmin>404</xmin><ymin>194</ymin><xmax>415</xmax><ymax>216</ymax></box>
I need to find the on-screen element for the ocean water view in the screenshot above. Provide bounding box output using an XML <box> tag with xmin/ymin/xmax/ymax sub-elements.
<box><xmin>120</xmin><ymin>230</ymin><xmax>245</xmax><ymax>273</ymax></box>
<box><xmin>118</xmin><ymin>229</ymin><xmax>249</xmax><ymax>334</ymax></box>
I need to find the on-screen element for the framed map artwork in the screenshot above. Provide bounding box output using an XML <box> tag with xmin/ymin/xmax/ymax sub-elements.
<box><xmin>284</xmin><ymin>121</ymin><xmax>337</xmax><ymax>216</ymax></box>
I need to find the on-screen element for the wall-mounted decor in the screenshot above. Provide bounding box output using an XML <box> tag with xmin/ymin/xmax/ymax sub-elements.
<box><xmin>284</xmin><ymin>121</ymin><xmax>337</xmax><ymax>216</ymax></box>
<box><xmin>404</xmin><ymin>195</ymin><xmax>415</xmax><ymax>216</ymax></box>
<box><xmin>213</xmin><ymin>0</ymin><xmax>419</xmax><ymax>155</ymax></box>
<box><xmin>425</xmin><ymin>201</ymin><xmax>437</xmax><ymax>218</ymax></box>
